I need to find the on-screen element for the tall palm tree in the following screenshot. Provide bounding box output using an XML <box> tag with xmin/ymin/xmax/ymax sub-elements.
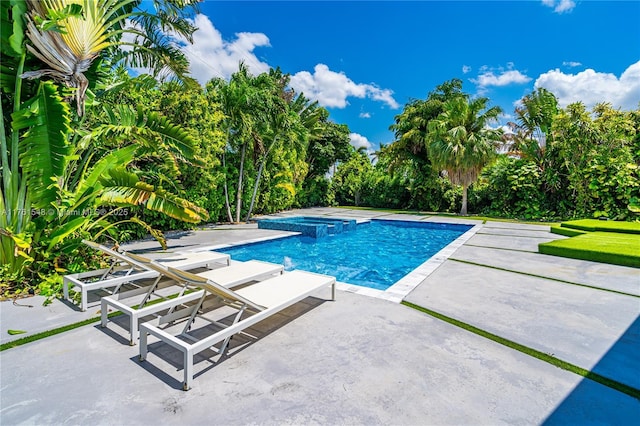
<box><xmin>208</xmin><ymin>63</ymin><xmax>263</xmax><ymax>222</ymax></box>
<box><xmin>427</xmin><ymin>96</ymin><xmax>503</xmax><ymax>215</ymax></box>
<box><xmin>245</xmin><ymin>85</ymin><xmax>322</xmax><ymax>221</ymax></box>
<box><xmin>389</xmin><ymin>79</ymin><xmax>465</xmax><ymax>168</ymax></box>
<box><xmin>504</xmin><ymin>88</ymin><xmax>558</xmax><ymax>166</ymax></box>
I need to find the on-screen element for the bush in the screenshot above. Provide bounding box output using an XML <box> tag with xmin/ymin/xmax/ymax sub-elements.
<box><xmin>478</xmin><ymin>157</ymin><xmax>548</xmax><ymax>219</ymax></box>
<box><xmin>296</xmin><ymin>176</ymin><xmax>335</xmax><ymax>207</ymax></box>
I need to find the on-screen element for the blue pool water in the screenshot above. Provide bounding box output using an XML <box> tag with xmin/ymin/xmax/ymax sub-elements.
<box><xmin>218</xmin><ymin>219</ymin><xmax>471</xmax><ymax>291</ymax></box>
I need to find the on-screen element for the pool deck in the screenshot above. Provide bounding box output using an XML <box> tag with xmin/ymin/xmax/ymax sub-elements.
<box><xmin>1</xmin><ymin>208</ymin><xmax>639</xmax><ymax>424</ymax></box>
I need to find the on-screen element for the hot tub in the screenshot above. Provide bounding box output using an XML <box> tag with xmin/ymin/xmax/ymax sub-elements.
<box><xmin>257</xmin><ymin>216</ymin><xmax>357</xmax><ymax>238</ymax></box>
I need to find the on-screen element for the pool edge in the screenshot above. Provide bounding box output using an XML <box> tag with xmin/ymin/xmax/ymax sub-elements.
<box><xmin>188</xmin><ymin>220</ymin><xmax>483</xmax><ymax>305</ymax></box>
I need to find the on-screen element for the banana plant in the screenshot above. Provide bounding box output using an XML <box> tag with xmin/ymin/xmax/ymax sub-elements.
<box><xmin>0</xmin><ymin>0</ymin><xmax>207</xmax><ymax>290</ymax></box>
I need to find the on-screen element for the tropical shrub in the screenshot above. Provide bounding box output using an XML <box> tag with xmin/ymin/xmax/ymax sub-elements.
<box><xmin>332</xmin><ymin>150</ymin><xmax>373</xmax><ymax>206</ymax></box>
<box><xmin>479</xmin><ymin>157</ymin><xmax>547</xmax><ymax>219</ymax></box>
<box><xmin>297</xmin><ymin>176</ymin><xmax>335</xmax><ymax>207</ymax></box>
<box><xmin>550</xmin><ymin>102</ymin><xmax>639</xmax><ymax>219</ymax></box>
<box><xmin>0</xmin><ymin>0</ymin><xmax>207</xmax><ymax>294</ymax></box>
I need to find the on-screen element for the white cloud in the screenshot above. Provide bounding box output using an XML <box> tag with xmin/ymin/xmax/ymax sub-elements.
<box><xmin>124</xmin><ymin>14</ymin><xmax>271</xmax><ymax>83</ymax></box>
<box><xmin>534</xmin><ymin>61</ymin><xmax>640</xmax><ymax>110</ymax></box>
<box><xmin>349</xmin><ymin>133</ymin><xmax>372</xmax><ymax>150</ymax></box>
<box><xmin>359</xmin><ymin>112</ymin><xmax>372</xmax><ymax>118</ymax></box>
<box><xmin>290</xmin><ymin>64</ymin><xmax>399</xmax><ymax>109</ymax></box>
<box><xmin>473</xmin><ymin>70</ymin><xmax>532</xmax><ymax>88</ymax></box>
<box><xmin>499</xmin><ymin>124</ymin><xmax>513</xmax><ymax>135</ymax></box>
<box><xmin>542</xmin><ymin>0</ymin><xmax>576</xmax><ymax>14</ymax></box>
<box><xmin>562</xmin><ymin>61</ymin><xmax>582</xmax><ymax>68</ymax></box>
<box><xmin>462</xmin><ymin>65</ymin><xmax>471</xmax><ymax>74</ymax></box>
<box><xmin>127</xmin><ymin>14</ymin><xmax>399</xmax><ymax>112</ymax></box>
<box><xmin>179</xmin><ymin>14</ymin><xmax>271</xmax><ymax>83</ymax></box>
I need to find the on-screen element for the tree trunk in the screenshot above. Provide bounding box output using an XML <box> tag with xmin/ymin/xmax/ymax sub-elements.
<box><xmin>245</xmin><ymin>136</ymin><xmax>278</xmax><ymax>222</ymax></box>
<box><xmin>460</xmin><ymin>184</ymin><xmax>468</xmax><ymax>215</ymax></box>
<box><xmin>221</xmin><ymin>152</ymin><xmax>233</xmax><ymax>222</ymax></box>
<box><xmin>235</xmin><ymin>142</ymin><xmax>247</xmax><ymax>223</ymax></box>
<box><xmin>245</xmin><ymin>158</ymin><xmax>265</xmax><ymax>222</ymax></box>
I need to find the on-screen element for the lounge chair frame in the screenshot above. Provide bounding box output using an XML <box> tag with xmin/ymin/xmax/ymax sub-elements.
<box><xmin>101</xmin><ymin>254</ymin><xmax>283</xmax><ymax>345</ymax></box>
<box><xmin>138</xmin><ymin>268</ymin><xmax>336</xmax><ymax>390</ymax></box>
<box><xmin>63</xmin><ymin>240</ymin><xmax>229</xmax><ymax>311</ymax></box>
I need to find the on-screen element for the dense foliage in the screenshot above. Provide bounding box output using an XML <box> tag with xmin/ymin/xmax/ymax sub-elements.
<box><xmin>353</xmin><ymin>83</ymin><xmax>639</xmax><ymax>221</ymax></box>
<box><xmin>1</xmin><ymin>2</ymin><xmax>638</xmax><ymax>298</ymax></box>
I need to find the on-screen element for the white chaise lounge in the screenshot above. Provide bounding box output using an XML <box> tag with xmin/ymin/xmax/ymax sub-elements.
<box><xmin>63</xmin><ymin>240</ymin><xmax>230</xmax><ymax>311</ymax></box>
<box><xmin>138</xmin><ymin>266</ymin><xmax>336</xmax><ymax>390</ymax></box>
<box><xmin>101</xmin><ymin>253</ymin><xmax>284</xmax><ymax>345</ymax></box>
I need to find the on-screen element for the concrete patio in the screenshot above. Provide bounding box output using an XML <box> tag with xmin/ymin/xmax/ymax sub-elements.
<box><xmin>1</xmin><ymin>208</ymin><xmax>639</xmax><ymax>424</ymax></box>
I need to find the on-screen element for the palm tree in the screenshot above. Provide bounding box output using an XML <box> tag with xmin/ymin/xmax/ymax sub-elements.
<box><xmin>504</xmin><ymin>88</ymin><xmax>558</xmax><ymax>165</ymax></box>
<box><xmin>245</xmin><ymin>78</ymin><xmax>322</xmax><ymax>222</ymax></box>
<box><xmin>427</xmin><ymin>96</ymin><xmax>503</xmax><ymax>215</ymax></box>
<box><xmin>209</xmin><ymin>64</ymin><xmax>259</xmax><ymax>222</ymax></box>
<box><xmin>389</xmin><ymin>79</ymin><xmax>465</xmax><ymax>167</ymax></box>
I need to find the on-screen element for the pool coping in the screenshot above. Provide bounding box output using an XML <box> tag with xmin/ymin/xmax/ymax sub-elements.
<box><xmin>335</xmin><ymin>221</ymin><xmax>482</xmax><ymax>302</ymax></box>
<box><xmin>189</xmin><ymin>217</ymin><xmax>483</xmax><ymax>304</ymax></box>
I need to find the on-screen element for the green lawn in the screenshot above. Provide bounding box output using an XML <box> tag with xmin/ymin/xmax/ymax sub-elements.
<box><xmin>559</xmin><ymin>219</ymin><xmax>640</xmax><ymax>234</ymax></box>
<box><xmin>539</xmin><ymin>231</ymin><xmax>640</xmax><ymax>268</ymax></box>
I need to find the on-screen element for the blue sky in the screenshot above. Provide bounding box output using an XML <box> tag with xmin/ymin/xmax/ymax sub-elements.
<box><xmin>172</xmin><ymin>0</ymin><xmax>640</xmax><ymax>152</ymax></box>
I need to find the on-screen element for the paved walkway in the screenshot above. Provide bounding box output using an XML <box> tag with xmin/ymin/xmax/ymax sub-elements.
<box><xmin>1</xmin><ymin>208</ymin><xmax>639</xmax><ymax>424</ymax></box>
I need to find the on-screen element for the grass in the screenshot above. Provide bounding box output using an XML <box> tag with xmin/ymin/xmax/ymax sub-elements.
<box><xmin>0</xmin><ymin>311</ymin><xmax>122</xmax><ymax>351</ymax></box>
<box><xmin>0</xmin><ymin>289</ymin><xmax>197</xmax><ymax>351</ymax></box>
<box><xmin>539</xmin><ymin>231</ymin><xmax>640</xmax><ymax>268</ymax></box>
<box><xmin>450</xmin><ymin>258</ymin><xmax>638</xmax><ymax>298</ymax></box>
<box><xmin>550</xmin><ymin>225</ymin><xmax>587</xmax><ymax>237</ymax></box>
<box><xmin>560</xmin><ymin>219</ymin><xmax>640</xmax><ymax>234</ymax></box>
<box><xmin>402</xmin><ymin>301</ymin><xmax>640</xmax><ymax>401</ymax></box>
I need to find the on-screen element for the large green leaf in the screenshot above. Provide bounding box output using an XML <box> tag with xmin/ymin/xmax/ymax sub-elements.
<box><xmin>0</xmin><ymin>0</ymin><xmax>26</xmax><ymax>58</ymax></box>
<box><xmin>74</xmin><ymin>144</ymin><xmax>138</xmax><ymax>199</ymax></box>
<box><xmin>13</xmin><ymin>81</ymin><xmax>72</xmax><ymax>210</ymax></box>
<box><xmin>0</xmin><ymin>1</ymin><xmax>26</xmax><ymax>95</ymax></box>
<box><xmin>143</xmin><ymin>109</ymin><xmax>196</xmax><ymax>160</ymax></box>
<box><xmin>99</xmin><ymin>168</ymin><xmax>208</xmax><ymax>223</ymax></box>
<box><xmin>47</xmin><ymin>216</ymin><xmax>88</xmax><ymax>249</ymax></box>
<box><xmin>86</xmin><ymin>105</ymin><xmax>196</xmax><ymax>161</ymax></box>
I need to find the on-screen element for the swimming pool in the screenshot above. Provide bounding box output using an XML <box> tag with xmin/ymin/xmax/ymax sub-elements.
<box><xmin>218</xmin><ymin>219</ymin><xmax>472</xmax><ymax>291</ymax></box>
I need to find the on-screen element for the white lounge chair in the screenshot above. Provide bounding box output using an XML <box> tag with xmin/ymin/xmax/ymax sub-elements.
<box><xmin>101</xmin><ymin>253</ymin><xmax>284</xmax><ymax>345</ymax></box>
<box><xmin>63</xmin><ymin>240</ymin><xmax>230</xmax><ymax>311</ymax></box>
<box><xmin>138</xmin><ymin>267</ymin><xmax>336</xmax><ymax>390</ymax></box>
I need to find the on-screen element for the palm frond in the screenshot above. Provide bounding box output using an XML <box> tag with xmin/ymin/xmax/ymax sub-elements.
<box><xmin>99</xmin><ymin>168</ymin><xmax>208</xmax><ymax>223</ymax></box>
<box><xmin>74</xmin><ymin>144</ymin><xmax>138</xmax><ymax>197</ymax></box>
<box><xmin>130</xmin><ymin>10</ymin><xmax>196</xmax><ymax>43</ymax></box>
<box><xmin>84</xmin><ymin>105</ymin><xmax>196</xmax><ymax>160</ymax></box>
<box><xmin>143</xmin><ymin>109</ymin><xmax>196</xmax><ymax>159</ymax></box>
<box><xmin>116</xmin><ymin>26</ymin><xmax>190</xmax><ymax>81</ymax></box>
